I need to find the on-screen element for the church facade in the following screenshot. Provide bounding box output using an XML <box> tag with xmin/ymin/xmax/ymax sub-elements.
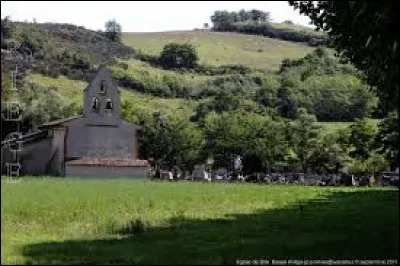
<box><xmin>1</xmin><ymin>66</ymin><xmax>150</xmax><ymax>178</ymax></box>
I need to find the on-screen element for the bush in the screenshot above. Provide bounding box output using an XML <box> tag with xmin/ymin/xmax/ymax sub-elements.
<box><xmin>159</xmin><ymin>43</ymin><xmax>199</xmax><ymax>69</ymax></box>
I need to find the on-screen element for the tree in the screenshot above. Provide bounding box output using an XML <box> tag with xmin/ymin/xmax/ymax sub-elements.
<box><xmin>307</xmin><ymin>131</ymin><xmax>351</xmax><ymax>174</ymax></box>
<box><xmin>374</xmin><ymin>112</ymin><xmax>399</xmax><ymax>170</ymax></box>
<box><xmin>1</xmin><ymin>16</ymin><xmax>14</xmax><ymax>41</ymax></box>
<box><xmin>347</xmin><ymin>119</ymin><xmax>377</xmax><ymax>161</ymax></box>
<box><xmin>246</xmin><ymin>116</ymin><xmax>288</xmax><ymax>173</ymax></box>
<box><xmin>137</xmin><ymin>112</ymin><xmax>204</xmax><ymax>173</ymax></box>
<box><xmin>347</xmin><ymin>152</ymin><xmax>389</xmax><ymax>176</ymax></box>
<box><xmin>238</xmin><ymin>9</ymin><xmax>251</xmax><ymax>22</ymax></box>
<box><xmin>210</xmin><ymin>10</ymin><xmax>235</xmax><ymax>31</ymax></box>
<box><xmin>276</xmin><ymin>87</ymin><xmax>298</xmax><ymax>119</ymax></box>
<box><xmin>287</xmin><ymin>108</ymin><xmax>321</xmax><ymax>172</ymax></box>
<box><xmin>288</xmin><ymin>1</ymin><xmax>399</xmax><ymax>113</ymax></box>
<box><xmin>159</xmin><ymin>43</ymin><xmax>199</xmax><ymax>69</ymax></box>
<box><xmin>104</xmin><ymin>19</ymin><xmax>122</xmax><ymax>42</ymax></box>
<box><xmin>203</xmin><ymin>111</ymin><xmax>287</xmax><ymax>173</ymax></box>
<box><xmin>168</xmin><ymin>115</ymin><xmax>205</xmax><ymax>172</ymax></box>
<box><xmin>249</xmin><ymin>9</ymin><xmax>270</xmax><ymax>23</ymax></box>
<box><xmin>203</xmin><ymin>23</ymin><xmax>209</xmax><ymax>30</ymax></box>
<box><xmin>138</xmin><ymin>112</ymin><xmax>174</xmax><ymax>172</ymax></box>
<box><xmin>204</xmin><ymin>110</ymin><xmax>260</xmax><ymax>171</ymax></box>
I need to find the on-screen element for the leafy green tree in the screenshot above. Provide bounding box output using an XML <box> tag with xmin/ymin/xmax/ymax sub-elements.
<box><xmin>245</xmin><ymin>116</ymin><xmax>288</xmax><ymax>173</ymax></box>
<box><xmin>249</xmin><ymin>9</ymin><xmax>270</xmax><ymax>23</ymax></box>
<box><xmin>287</xmin><ymin>108</ymin><xmax>321</xmax><ymax>172</ymax></box>
<box><xmin>255</xmin><ymin>84</ymin><xmax>277</xmax><ymax>109</ymax></box>
<box><xmin>238</xmin><ymin>9</ymin><xmax>252</xmax><ymax>22</ymax></box>
<box><xmin>137</xmin><ymin>112</ymin><xmax>204</xmax><ymax>173</ymax></box>
<box><xmin>304</xmin><ymin>75</ymin><xmax>377</xmax><ymax>121</ymax></box>
<box><xmin>277</xmin><ymin>87</ymin><xmax>298</xmax><ymax>119</ymax></box>
<box><xmin>347</xmin><ymin>152</ymin><xmax>389</xmax><ymax>176</ymax></box>
<box><xmin>137</xmin><ymin>112</ymin><xmax>174</xmax><ymax>171</ymax></box>
<box><xmin>104</xmin><ymin>19</ymin><xmax>122</xmax><ymax>42</ymax></box>
<box><xmin>374</xmin><ymin>112</ymin><xmax>399</xmax><ymax>170</ymax></box>
<box><xmin>210</xmin><ymin>10</ymin><xmax>236</xmax><ymax>31</ymax></box>
<box><xmin>168</xmin><ymin>115</ymin><xmax>205</xmax><ymax>172</ymax></box>
<box><xmin>203</xmin><ymin>110</ymin><xmax>286</xmax><ymax>173</ymax></box>
<box><xmin>159</xmin><ymin>43</ymin><xmax>199</xmax><ymax>69</ymax></box>
<box><xmin>203</xmin><ymin>111</ymin><xmax>245</xmax><ymax>170</ymax></box>
<box><xmin>307</xmin><ymin>131</ymin><xmax>351</xmax><ymax>174</ymax></box>
<box><xmin>289</xmin><ymin>1</ymin><xmax>399</xmax><ymax>112</ymax></box>
<box><xmin>347</xmin><ymin>119</ymin><xmax>377</xmax><ymax>160</ymax></box>
<box><xmin>278</xmin><ymin>47</ymin><xmax>378</xmax><ymax>121</ymax></box>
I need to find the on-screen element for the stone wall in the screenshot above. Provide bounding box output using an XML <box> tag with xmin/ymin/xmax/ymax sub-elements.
<box><xmin>65</xmin><ymin>165</ymin><xmax>149</xmax><ymax>178</ymax></box>
<box><xmin>1</xmin><ymin>137</ymin><xmax>53</xmax><ymax>175</ymax></box>
<box><xmin>65</xmin><ymin>118</ymin><xmax>139</xmax><ymax>159</ymax></box>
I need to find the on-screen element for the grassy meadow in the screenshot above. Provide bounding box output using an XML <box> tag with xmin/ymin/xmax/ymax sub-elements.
<box><xmin>123</xmin><ymin>31</ymin><xmax>315</xmax><ymax>70</ymax></box>
<box><xmin>1</xmin><ymin>178</ymin><xmax>398</xmax><ymax>264</ymax></box>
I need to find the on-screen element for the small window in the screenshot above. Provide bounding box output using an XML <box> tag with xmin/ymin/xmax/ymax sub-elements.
<box><xmin>100</xmin><ymin>81</ymin><xmax>106</xmax><ymax>95</ymax></box>
<box><xmin>92</xmin><ymin>97</ymin><xmax>99</xmax><ymax>111</ymax></box>
<box><xmin>105</xmin><ymin>99</ymin><xmax>113</xmax><ymax>111</ymax></box>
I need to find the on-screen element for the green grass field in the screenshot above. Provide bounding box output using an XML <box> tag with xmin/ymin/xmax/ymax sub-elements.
<box><xmin>123</xmin><ymin>31</ymin><xmax>315</xmax><ymax>71</ymax></box>
<box><xmin>1</xmin><ymin>178</ymin><xmax>398</xmax><ymax>264</ymax></box>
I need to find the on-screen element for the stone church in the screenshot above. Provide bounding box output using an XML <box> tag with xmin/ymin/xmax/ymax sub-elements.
<box><xmin>1</xmin><ymin>66</ymin><xmax>150</xmax><ymax>178</ymax></box>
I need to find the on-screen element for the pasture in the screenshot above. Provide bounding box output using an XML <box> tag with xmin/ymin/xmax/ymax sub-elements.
<box><xmin>123</xmin><ymin>31</ymin><xmax>315</xmax><ymax>70</ymax></box>
<box><xmin>1</xmin><ymin>177</ymin><xmax>398</xmax><ymax>264</ymax></box>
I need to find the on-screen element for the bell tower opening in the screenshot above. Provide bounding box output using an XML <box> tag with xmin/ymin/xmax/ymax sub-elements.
<box><xmin>99</xmin><ymin>81</ymin><xmax>106</xmax><ymax>95</ymax></box>
<box><xmin>92</xmin><ymin>97</ymin><xmax>100</xmax><ymax>112</ymax></box>
<box><xmin>83</xmin><ymin>66</ymin><xmax>121</xmax><ymax>126</ymax></box>
<box><xmin>105</xmin><ymin>99</ymin><xmax>113</xmax><ymax>112</ymax></box>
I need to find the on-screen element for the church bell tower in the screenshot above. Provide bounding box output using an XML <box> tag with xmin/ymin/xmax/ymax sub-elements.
<box><xmin>83</xmin><ymin>66</ymin><xmax>121</xmax><ymax>126</ymax></box>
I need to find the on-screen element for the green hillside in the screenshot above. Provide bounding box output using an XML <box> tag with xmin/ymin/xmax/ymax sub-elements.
<box><xmin>123</xmin><ymin>31</ymin><xmax>315</xmax><ymax>70</ymax></box>
<box><xmin>26</xmin><ymin>73</ymin><xmax>198</xmax><ymax>122</ymax></box>
<box><xmin>27</xmin><ymin>73</ymin><xmax>379</xmax><ymax>135</ymax></box>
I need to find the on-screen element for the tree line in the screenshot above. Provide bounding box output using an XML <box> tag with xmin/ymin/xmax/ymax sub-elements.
<box><xmin>133</xmin><ymin>105</ymin><xmax>398</xmax><ymax>177</ymax></box>
<box><xmin>209</xmin><ymin>9</ymin><xmax>327</xmax><ymax>46</ymax></box>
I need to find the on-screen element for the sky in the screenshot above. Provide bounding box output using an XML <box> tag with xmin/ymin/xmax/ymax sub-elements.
<box><xmin>1</xmin><ymin>1</ymin><xmax>312</xmax><ymax>33</ymax></box>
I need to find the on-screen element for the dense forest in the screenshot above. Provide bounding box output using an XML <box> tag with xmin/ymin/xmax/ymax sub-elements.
<box><xmin>1</xmin><ymin>13</ymin><xmax>398</xmax><ymax>176</ymax></box>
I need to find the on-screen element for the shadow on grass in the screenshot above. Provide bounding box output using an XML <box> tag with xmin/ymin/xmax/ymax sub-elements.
<box><xmin>22</xmin><ymin>189</ymin><xmax>399</xmax><ymax>265</ymax></box>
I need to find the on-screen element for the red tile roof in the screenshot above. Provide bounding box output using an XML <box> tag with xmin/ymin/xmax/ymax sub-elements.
<box><xmin>66</xmin><ymin>157</ymin><xmax>150</xmax><ymax>167</ymax></box>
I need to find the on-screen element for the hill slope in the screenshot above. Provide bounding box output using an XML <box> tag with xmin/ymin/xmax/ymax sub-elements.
<box><xmin>123</xmin><ymin>31</ymin><xmax>315</xmax><ymax>71</ymax></box>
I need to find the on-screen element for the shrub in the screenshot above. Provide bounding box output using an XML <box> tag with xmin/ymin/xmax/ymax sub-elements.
<box><xmin>159</xmin><ymin>43</ymin><xmax>199</xmax><ymax>69</ymax></box>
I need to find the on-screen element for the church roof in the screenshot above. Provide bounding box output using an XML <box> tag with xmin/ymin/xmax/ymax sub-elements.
<box><xmin>38</xmin><ymin>115</ymin><xmax>83</xmax><ymax>129</ymax></box>
<box><xmin>66</xmin><ymin>157</ymin><xmax>149</xmax><ymax>167</ymax></box>
<box><xmin>1</xmin><ymin>130</ymin><xmax>48</xmax><ymax>146</ymax></box>
<box><xmin>83</xmin><ymin>65</ymin><xmax>120</xmax><ymax>93</ymax></box>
